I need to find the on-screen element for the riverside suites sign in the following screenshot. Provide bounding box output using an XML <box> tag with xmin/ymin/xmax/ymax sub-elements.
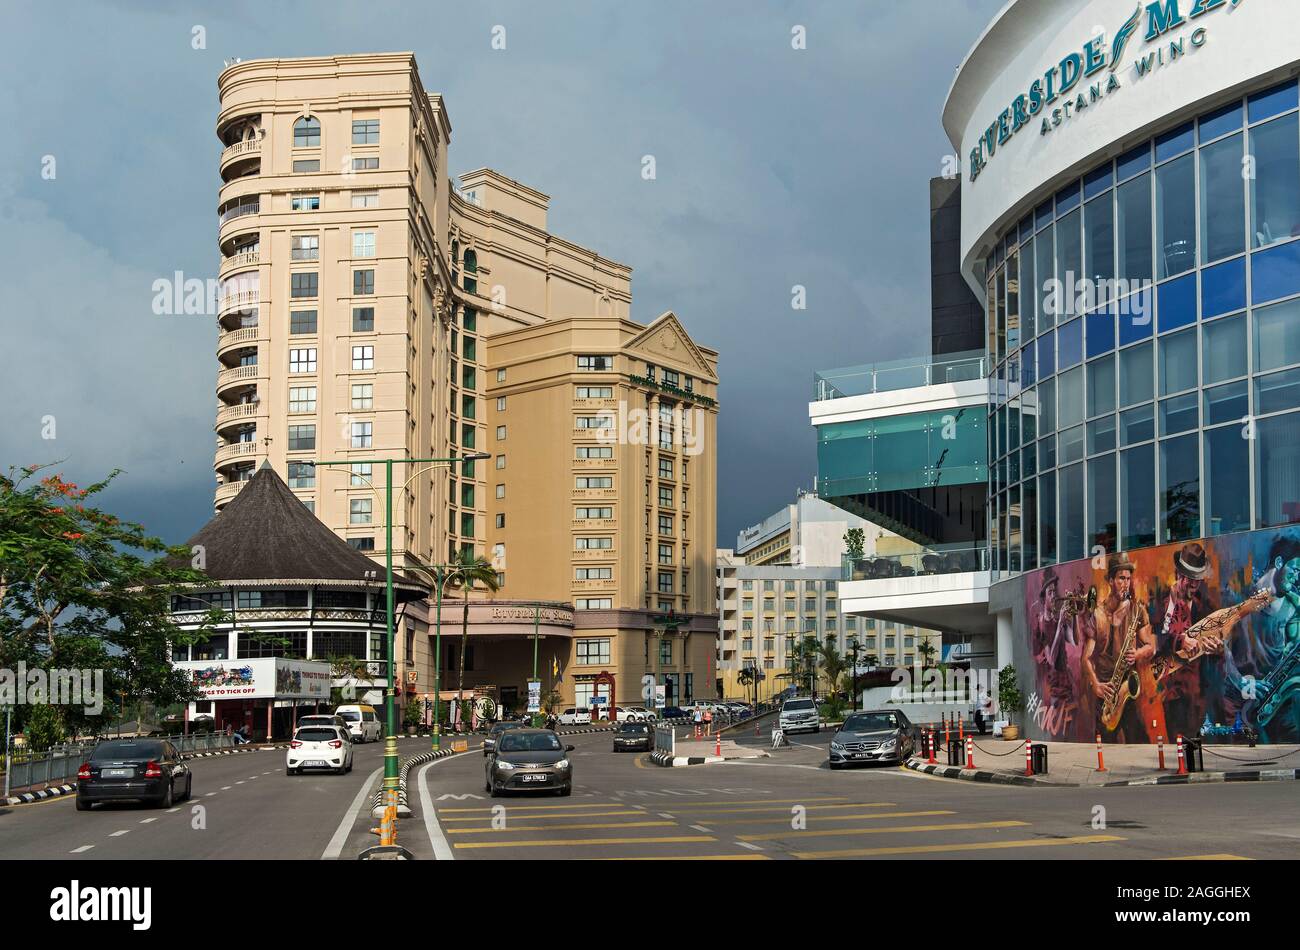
<box><xmin>968</xmin><ymin>0</ymin><xmax>1246</xmax><ymax>183</ymax></box>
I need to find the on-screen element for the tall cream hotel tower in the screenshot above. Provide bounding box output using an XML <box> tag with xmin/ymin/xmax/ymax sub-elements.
<box><xmin>214</xmin><ymin>54</ymin><xmax>719</xmax><ymax>714</ymax></box>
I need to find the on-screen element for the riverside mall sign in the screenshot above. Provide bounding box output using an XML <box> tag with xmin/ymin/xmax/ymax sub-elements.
<box><xmin>968</xmin><ymin>0</ymin><xmax>1246</xmax><ymax>183</ymax></box>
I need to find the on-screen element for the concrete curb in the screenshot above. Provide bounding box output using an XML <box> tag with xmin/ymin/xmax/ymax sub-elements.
<box><xmin>905</xmin><ymin>756</ymin><xmax>1300</xmax><ymax>788</ymax></box>
<box><xmin>648</xmin><ymin>749</ymin><xmax>723</xmax><ymax>767</ymax></box>
<box><xmin>2</xmin><ymin>783</ymin><xmax>77</xmax><ymax>806</ymax></box>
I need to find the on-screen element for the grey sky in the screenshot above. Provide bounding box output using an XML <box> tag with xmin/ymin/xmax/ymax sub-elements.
<box><xmin>0</xmin><ymin>0</ymin><xmax>1002</xmax><ymax>547</ymax></box>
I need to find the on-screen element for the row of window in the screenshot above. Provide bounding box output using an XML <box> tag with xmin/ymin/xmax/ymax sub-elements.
<box><xmin>286</xmin><ymin>307</ymin><xmax>375</xmax><ymax>335</ymax></box>
<box><xmin>288</xmin><ymin>345</ymin><xmax>374</xmax><ymax>373</ymax></box>
<box><xmin>290</xmin><ymin>231</ymin><xmax>376</xmax><ymax>260</ymax></box>
<box><xmin>292</xmin><ymin>115</ymin><xmax>380</xmax><ymax>148</ymax></box>
<box><xmin>289</xmin><ymin>268</ymin><xmax>375</xmax><ymax>299</ymax></box>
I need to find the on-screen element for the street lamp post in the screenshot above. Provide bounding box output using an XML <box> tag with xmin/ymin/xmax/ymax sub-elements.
<box><xmin>312</xmin><ymin>452</ymin><xmax>489</xmax><ymax>795</ymax></box>
<box><xmin>850</xmin><ymin>642</ymin><xmax>859</xmax><ymax>713</ymax></box>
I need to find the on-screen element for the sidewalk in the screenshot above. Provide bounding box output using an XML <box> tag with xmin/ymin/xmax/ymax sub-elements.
<box><xmin>650</xmin><ymin>736</ymin><xmax>769</xmax><ymax>766</ymax></box>
<box><xmin>911</xmin><ymin>737</ymin><xmax>1300</xmax><ymax>787</ymax></box>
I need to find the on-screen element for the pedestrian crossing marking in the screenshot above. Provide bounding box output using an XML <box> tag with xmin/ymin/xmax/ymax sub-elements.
<box><xmin>793</xmin><ymin>834</ymin><xmax>1126</xmax><ymax>859</ymax></box>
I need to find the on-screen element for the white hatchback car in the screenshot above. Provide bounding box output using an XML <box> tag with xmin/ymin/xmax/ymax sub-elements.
<box><xmin>286</xmin><ymin>725</ymin><xmax>354</xmax><ymax>776</ymax></box>
<box><xmin>617</xmin><ymin>706</ymin><xmax>657</xmax><ymax>722</ymax></box>
<box><xmin>557</xmin><ymin>707</ymin><xmax>592</xmax><ymax>725</ymax></box>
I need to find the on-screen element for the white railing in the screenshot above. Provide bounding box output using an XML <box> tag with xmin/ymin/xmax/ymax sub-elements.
<box><xmin>219</xmin><ymin>201</ymin><xmax>259</xmax><ymax>225</ymax></box>
<box><xmin>220</xmin><ymin>139</ymin><xmax>261</xmax><ymax>165</ymax></box>
<box><xmin>216</xmin><ymin>364</ymin><xmax>258</xmax><ymax>388</ymax></box>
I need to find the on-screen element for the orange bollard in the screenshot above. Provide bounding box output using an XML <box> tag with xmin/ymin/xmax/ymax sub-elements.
<box><xmin>944</xmin><ymin>716</ymin><xmax>951</xmax><ymax>746</ymax></box>
<box><xmin>964</xmin><ymin>736</ymin><xmax>974</xmax><ymax>769</ymax></box>
<box><xmin>1025</xmin><ymin>740</ymin><xmax>1034</xmax><ymax>777</ymax></box>
<box><xmin>715</xmin><ymin>731</ymin><xmax>721</xmax><ymax>756</ymax></box>
<box><xmin>1176</xmin><ymin>734</ymin><xmax>1187</xmax><ymax>775</ymax></box>
<box><xmin>1095</xmin><ymin>734</ymin><xmax>1108</xmax><ymax>772</ymax></box>
<box><xmin>1157</xmin><ymin>735</ymin><xmax>1166</xmax><ymax>770</ymax></box>
<box><xmin>958</xmin><ymin>717</ymin><xmax>964</xmax><ymax>742</ymax></box>
<box><xmin>927</xmin><ymin>730</ymin><xmax>937</xmax><ymax>765</ymax></box>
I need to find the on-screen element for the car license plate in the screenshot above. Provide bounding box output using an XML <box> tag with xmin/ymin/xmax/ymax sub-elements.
<box><xmin>852</xmin><ymin>753</ymin><xmax>871</xmax><ymax>759</ymax></box>
<box><xmin>521</xmin><ymin>773</ymin><xmax>548</xmax><ymax>783</ymax></box>
<box><xmin>305</xmin><ymin>760</ymin><xmax>327</xmax><ymax>767</ymax></box>
<box><xmin>103</xmin><ymin>768</ymin><xmax>133</xmax><ymax>778</ymax></box>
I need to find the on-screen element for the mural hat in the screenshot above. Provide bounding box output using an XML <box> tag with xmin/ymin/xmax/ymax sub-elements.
<box><xmin>1174</xmin><ymin>542</ymin><xmax>1209</xmax><ymax>580</ymax></box>
<box><xmin>1106</xmin><ymin>551</ymin><xmax>1137</xmax><ymax>580</ymax></box>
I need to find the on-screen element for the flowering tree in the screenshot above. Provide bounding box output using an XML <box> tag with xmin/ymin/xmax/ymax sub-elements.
<box><xmin>0</xmin><ymin>464</ymin><xmax>208</xmax><ymax>740</ymax></box>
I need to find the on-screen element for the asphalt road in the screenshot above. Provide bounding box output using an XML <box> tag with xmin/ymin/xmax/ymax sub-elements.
<box><xmin>3</xmin><ymin>730</ymin><xmax>1298</xmax><ymax>860</ymax></box>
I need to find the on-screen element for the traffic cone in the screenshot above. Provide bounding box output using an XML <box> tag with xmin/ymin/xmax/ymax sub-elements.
<box><xmin>1095</xmin><ymin>734</ymin><xmax>1108</xmax><ymax>772</ymax></box>
<box><xmin>1177</xmin><ymin>735</ymin><xmax>1187</xmax><ymax>775</ymax></box>
<box><xmin>1025</xmin><ymin>740</ymin><xmax>1034</xmax><ymax>777</ymax></box>
<box><xmin>964</xmin><ymin>736</ymin><xmax>974</xmax><ymax>769</ymax></box>
<box><xmin>715</xmin><ymin>732</ymin><xmax>721</xmax><ymax>756</ymax></box>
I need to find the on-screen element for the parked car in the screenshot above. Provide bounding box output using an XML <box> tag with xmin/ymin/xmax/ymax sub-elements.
<box><xmin>778</xmin><ymin>697</ymin><xmax>821</xmax><ymax>735</ymax></box>
<box><xmin>612</xmin><ymin>720</ymin><xmax>654</xmax><ymax>752</ymax></box>
<box><xmin>485</xmin><ymin>729</ymin><xmax>575</xmax><ymax>796</ymax></box>
<box><xmin>557</xmin><ymin>707</ymin><xmax>592</xmax><ymax>726</ymax></box>
<box><xmin>828</xmin><ymin>710</ymin><xmax>917</xmax><ymax>768</ymax></box>
<box><xmin>660</xmin><ymin>706</ymin><xmax>688</xmax><ymax>720</ymax></box>
<box><xmin>334</xmin><ymin>704</ymin><xmax>381</xmax><ymax>743</ymax></box>
<box><xmin>76</xmin><ymin>738</ymin><xmax>192</xmax><ymax>810</ymax></box>
<box><xmin>484</xmin><ymin>719</ymin><xmax>528</xmax><ymax>756</ymax></box>
<box><xmin>617</xmin><ymin>706</ymin><xmax>656</xmax><ymax>722</ymax></box>
<box><xmin>297</xmin><ymin>714</ymin><xmax>349</xmax><ymax>732</ymax></box>
<box><xmin>286</xmin><ymin>725</ymin><xmax>354</xmax><ymax>775</ymax></box>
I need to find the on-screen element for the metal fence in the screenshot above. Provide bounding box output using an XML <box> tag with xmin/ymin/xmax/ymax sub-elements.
<box><xmin>3</xmin><ymin>734</ymin><xmax>239</xmax><ymax>794</ymax></box>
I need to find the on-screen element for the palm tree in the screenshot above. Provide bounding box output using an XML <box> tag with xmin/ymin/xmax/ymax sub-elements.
<box><xmin>817</xmin><ymin>637</ymin><xmax>849</xmax><ymax>698</ymax></box>
<box><xmin>444</xmin><ymin>550</ymin><xmax>500</xmax><ymax>716</ymax></box>
<box><xmin>917</xmin><ymin>639</ymin><xmax>938</xmax><ymax>669</ymax></box>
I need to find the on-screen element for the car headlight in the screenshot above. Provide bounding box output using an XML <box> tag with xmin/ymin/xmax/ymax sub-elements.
<box><xmin>554</xmin><ymin>759</ymin><xmax>571</xmax><ymax>770</ymax></box>
<box><xmin>830</xmin><ymin>741</ymin><xmax>845</xmax><ymax>752</ymax></box>
<box><xmin>881</xmin><ymin>737</ymin><xmax>897</xmax><ymax>750</ymax></box>
<box><xmin>495</xmin><ymin>760</ymin><xmax>516</xmax><ymax>770</ymax></box>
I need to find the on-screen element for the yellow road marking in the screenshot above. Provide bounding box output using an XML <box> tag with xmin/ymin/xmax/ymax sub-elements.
<box><xmin>1160</xmin><ymin>853</ymin><xmax>1254</xmax><ymax>860</ymax></box>
<box><xmin>700</xmin><ymin>810</ymin><xmax>953</xmax><ymax>826</ymax></box>
<box><xmin>438</xmin><ymin>809</ymin><xmax>641</xmax><ymax>822</ymax></box>
<box><xmin>447</xmin><ymin>820</ymin><xmax>674</xmax><ymax>834</ymax></box>
<box><xmin>663</xmin><ymin>801</ymin><xmax>895</xmax><ymax>815</ymax></box>
<box><xmin>794</xmin><ymin>834</ymin><xmax>1125</xmax><ymax>859</ymax></box>
<box><xmin>741</xmin><ymin>818</ymin><xmax>1021</xmax><ymax>842</ymax></box>
<box><xmin>646</xmin><ymin>797</ymin><xmax>849</xmax><ymax>810</ymax></box>
<box><xmin>454</xmin><ymin>834</ymin><xmax>715</xmax><ymax>850</ymax></box>
<box><xmin>599</xmin><ymin>854</ymin><xmax>771</xmax><ymax>860</ymax></box>
<box><xmin>438</xmin><ymin>802</ymin><xmax>627</xmax><ymax>813</ymax></box>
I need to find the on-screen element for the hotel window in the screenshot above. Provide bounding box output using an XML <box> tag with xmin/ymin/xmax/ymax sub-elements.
<box><xmin>495</xmin><ymin>484</ymin><xmax>505</xmax><ymax>500</ymax></box>
<box><xmin>576</xmin><ymin>446</ymin><xmax>613</xmax><ymax>459</ymax></box>
<box><xmin>576</xmin><ymin>507</ymin><xmax>613</xmax><ymax>520</ymax></box>
<box><xmin>350</xmin><ymin>421</ymin><xmax>372</xmax><ymax>449</ymax></box>
<box><xmin>349</xmin><ymin>537</ymin><xmax>375</xmax><ymax>552</ymax></box>
<box><xmin>576</xmin><ymin>386</ymin><xmax>613</xmax><ymax>398</ymax></box>
<box><xmin>350</xmin><ymin>462</ymin><xmax>372</xmax><ymax>487</ymax></box>
<box><xmin>351</xmin><ymin>383</ymin><xmax>373</xmax><ymax>410</ymax></box>
<box><xmin>462</xmin><ymin>425</ymin><xmax>476</xmax><ymax>449</ymax></box>
<box><xmin>575</xmin><ymin>415</ymin><xmax>614</xmax><ymax>429</ymax></box>
<box><xmin>658</xmin><ymin>514</ymin><xmax>673</xmax><ymax>536</ymax></box>
<box><xmin>463</xmin><ymin>309</ymin><xmax>477</xmax><ymax>332</ymax></box>
<box><xmin>349</xmin><ymin>498</ymin><xmax>373</xmax><ymax>524</ymax></box>
<box><xmin>351</xmin><ymin>345</ymin><xmax>374</xmax><ymax>371</ymax></box>
<box><xmin>289</xmin><ymin>309</ymin><xmax>317</xmax><ymax>335</ymax></box>
<box><xmin>288</xmin><ymin>386</ymin><xmax>316</xmax><ymax>413</ymax></box>
<box><xmin>351</xmin><ymin>191</ymin><xmax>378</xmax><ymax>208</ymax></box>
<box><xmin>576</xmin><ymin>537</ymin><xmax>612</xmax><ymax>550</ymax></box>
<box><xmin>291</xmin><ymin>194</ymin><xmax>320</xmax><ymax>211</ymax></box>
<box><xmin>290</xmin><ymin>235</ymin><xmax>319</xmax><ymax>260</ymax></box>
<box><xmin>289</xmin><ymin>348</ymin><xmax>316</xmax><ymax>373</ymax></box>
<box><xmin>292</xmin><ymin>159</ymin><xmax>319</xmax><ymax>173</ymax></box>
<box><xmin>495</xmin><ymin>514</ymin><xmax>505</xmax><ymax>529</ymax></box>
<box><xmin>293</xmin><ymin>116</ymin><xmax>320</xmax><ymax>147</ymax></box>
<box><xmin>353</xmin><ymin>269</ymin><xmax>375</xmax><ymax>295</ymax></box>
<box><xmin>287</xmin><ymin>462</ymin><xmax>315</xmax><ymax>489</ymax></box>
<box><xmin>576</xmin><ymin>567</ymin><xmax>612</xmax><ymax>580</ymax></box>
<box><xmin>496</xmin><ymin>368</ymin><xmax>506</xmax><ymax>382</ymax></box>
<box><xmin>577</xmin><ymin>355</ymin><xmax>613</xmax><ymax>371</ymax></box>
<box><xmin>645</xmin><ymin>364</ymin><xmax>656</xmax><ymax>381</ymax></box>
<box><xmin>658</xmin><ymin>457</ymin><xmax>674</xmax><ymax>479</ymax></box>
<box><xmin>463</xmin><ymin>366</ymin><xmax>476</xmax><ymax>389</ymax></box>
<box><xmin>742</xmin><ymin>638</ymin><xmax>753</xmax><ymax>652</ymax></box>
<box><xmin>763</xmin><ymin>637</ymin><xmax>775</xmax><ymax>653</ymax></box>
<box><xmin>496</xmin><ymin>425</ymin><xmax>506</xmax><ymax>441</ymax></box>
<box><xmin>352</xmin><ymin>307</ymin><xmax>374</xmax><ymax>332</ymax></box>
<box><xmin>658</xmin><ymin>486</ymin><xmax>673</xmax><ymax>508</ymax></box>
<box><xmin>352</xmin><ymin>118</ymin><xmax>379</xmax><ymax>144</ymax></box>
<box><xmin>495</xmin><ymin>454</ymin><xmax>505</xmax><ymax>470</ymax></box>
<box><xmin>658</xmin><ymin>543</ymin><xmax>673</xmax><ymax>565</ymax></box>
<box><xmin>351</xmin><ymin>156</ymin><xmax>379</xmax><ymax>171</ymax></box>
<box><xmin>290</xmin><ymin>273</ymin><xmax>318</xmax><ymax>298</ymax></box>
<box><xmin>662</xmin><ymin>369</ymin><xmax>680</xmax><ymax>388</ymax></box>
<box><xmin>804</xmin><ymin>598</ymin><xmax>816</xmax><ymax>612</ymax></box>
<box><xmin>577</xmin><ymin>476</ymin><xmax>613</xmax><ymax>489</ymax></box>
<box><xmin>659</xmin><ymin>639</ymin><xmax>673</xmax><ymax>664</ymax></box>
<box><xmin>743</xmin><ymin>598</ymin><xmax>754</xmax><ymax>610</ymax></box>
<box><xmin>576</xmin><ymin>598</ymin><xmax>613</xmax><ymax>610</ymax></box>
<box><xmin>685</xmin><ymin>376</ymin><xmax>694</xmax><ymax>392</ymax></box>
<box><xmin>462</xmin><ymin>393</ymin><xmax>476</xmax><ymax>419</ymax></box>
<box><xmin>461</xmin><ymin>513</ymin><xmax>475</xmax><ymax>537</ymax></box>
<box><xmin>287</xmin><ymin>425</ymin><xmax>315</xmax><ymax>451</ymax></box>
<box><xmin>742</xmin><ymin>580</ymin><xmax>753</xmax><ymax>591</ymax></box>
<box><xmin>352</xmin><ymin>231</ymin><xmax>376</xmax><ymax>258</ymax></box>
<box><xmin>576</xmin><ymin>638</ymin><xmax>611</xmax><ymax>664</ymax></box>
<box><xmin>495</xmin><ymin>397</ymin><xmax>507</xmax><ymax>412</ymax></box>
<box><xmin>741</xmin><ymin>620</ymin><xmax>753</xmax><ymax>633</ymax></box>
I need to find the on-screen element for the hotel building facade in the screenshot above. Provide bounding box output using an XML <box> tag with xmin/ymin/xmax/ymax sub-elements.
<box><xmin>210</xmin><ymin>53</ymin><xmax>718</xmax><ymax>716</ymax></box>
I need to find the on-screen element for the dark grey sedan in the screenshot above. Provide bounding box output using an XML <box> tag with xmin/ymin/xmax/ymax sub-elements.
<box><xmin>828</xmin><ymin>710</ymin><xmax>917</xmax><ymax>769</ymax></box>
<box><xmin>483</xmin><ymin>719</ymin><xmax>528</xmax><ymax>756</ymax></box>
<box><xmin>612</xmin><ymin>721</ymin><xmax>653</xmax><ymax>752</ymax></box>
<box><xmin>485</xmin><ymin>729</ymin><xmax>575</xmax><ymax>796</ymax></box>
<box><xmin>76</xmin><ymin>738</ymin><xmax>192</xmax><ymax>810</ymax></box>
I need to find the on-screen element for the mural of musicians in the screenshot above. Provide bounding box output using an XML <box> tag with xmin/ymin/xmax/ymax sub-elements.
<box><xmin>1233</xmin><ymin>537</ymin><xmax>1300</xmax><ymax>742</ymax></box>
<box><xmin>1083</xmin><ymin>553</ymin><xmax>1164</xmax><ymax>743</ymax></box>
<box><xmin>1154</xmin><ymin>543</ymin><xmax>1213</xmax><ymax>738</ymax></box>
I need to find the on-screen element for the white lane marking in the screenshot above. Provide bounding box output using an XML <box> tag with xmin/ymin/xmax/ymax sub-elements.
<box><xmin>109</xmin><ymin>830</ymin><xmax>130</xmax><ymax>837</ymax></box>
<box><xmin>658</xmin><ymin>812</ymin><xmax>675</xmax><ymax>819</ymax></box>
<box><xmin>221</xmin><ymin>786</ymin><xmax>232</xmax><ymax>791</ymax></box>
<box><xmin>166</xmin><ymin>806</ymin><xmax>182</xmax><ymax>813</ymax></box>
<box><xmin>205</xmin><ymin>792</ymin><xmax>217</xmax><ymax>797</ymax></box>
<box><xmin>70</xmin><ymin>845</ymin><xmax>93</xmax><ymax>854</ymax></box>
<box><xmin>321</xmin><ymin>767</ymin><xmax>382</xmax><ymax>861</ymax></box>
<box><xmin>417</xmin><ymin>750</ymin><xmax>478</xmax><ymax>862</ymax></box>
<box><xmin>737</xmin><ymin>841</ymin><xmax>763</xmax><ymax>852</ymax></box>
<box><xmin>689</xmin><ymin>824</ymin><xmax>711</xmax><ymax>833</ymax></box>
<box><xmin>235</xmin><ymin>780</ymin><xmax>245</xmax><ymax>785</ymax></box>
<box><xmin>248</xmin><ymin>776</ymin><xmax>258</xmax><ymax>780</ymax></box>
<box><xmin>139</xmin><ymin>817</ymin><xmax>158</xmax><ymax>824</ymax></box>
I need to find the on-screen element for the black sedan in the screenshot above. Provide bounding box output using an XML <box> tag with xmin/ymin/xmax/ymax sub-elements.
<box><xmin>827</xmin><ymin>710</ymin><xmax>917</xmax><ymax>769</ymax></box>
<box><xmin>612</xmin><ymin>721</ymin><xmax>653</xmax><ymax>752</ymax></box>
<box><xmin>485</xmin><ymin>729</ymin><xmax>575</xmax><ymax>796</ymax></box>
<box><xmin>76</xmin><ymin>738</ymin><xmax>192</xmax><ymax>810</ymax></box>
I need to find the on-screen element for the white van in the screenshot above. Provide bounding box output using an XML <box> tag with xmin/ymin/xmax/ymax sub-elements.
<box><xmin>557</xmin><ymin>707</ymin><xmax>592</xmax><ymax>726</ymax></box>
<box><xmin>334</xmin><ymin>704</ymin><xmax>382</xmax><ymax>743</ymax></box>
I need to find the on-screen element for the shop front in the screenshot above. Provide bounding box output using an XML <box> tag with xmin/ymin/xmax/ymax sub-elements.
<box><xmin>174</xmin><ymin>657</ymin><xmax>332</xmax><ymax>741</ymax></box>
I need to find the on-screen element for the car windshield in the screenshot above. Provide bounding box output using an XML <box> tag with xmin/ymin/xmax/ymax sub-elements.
<box><xmin>499</xmin><ymin>733</ymin><xmax>563</xmax><ymax>752</ymax></box>
<box><xmin>842</xmin><ymin>713</ymin><xmax>900</xmax><ymax>732</ymax></box>
<box><xmin>299</xmin><ymin>716</ymin><xmax>332</xmax><ymax>725</ymax></box>
<box><xmin>491</xmin><ymin>722</ymin><xmax>522</xmax><ymax>734</ymax></box>
<box><xmin>784</xmin><ymin>700</ymin><xmax>814</xmax><ymax>711</ymax></box>
<box><xmin>336</xmin><ymin>711</ymin><xmax>361</xmax><ymax>721</ymax></box>
<box><xmin>296</xmin><ymin>728</ymin><xmax>339</xmax><ymax>742</ymax></box>
<box><xmin>618</xmin><ymin>723</ymin><xmax>649</xmax><ymax>733</ymax></box>
<box><xmin>92</xmin><ymin>740</ymin><xmax>164</xmax><ymax>761</ymax></box>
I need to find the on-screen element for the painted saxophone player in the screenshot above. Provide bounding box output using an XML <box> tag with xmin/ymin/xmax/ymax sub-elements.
<box><xmin>1083</xmin><ymin>553</ymin><xmax>1162</xmax><ymax>741</ymax></box>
